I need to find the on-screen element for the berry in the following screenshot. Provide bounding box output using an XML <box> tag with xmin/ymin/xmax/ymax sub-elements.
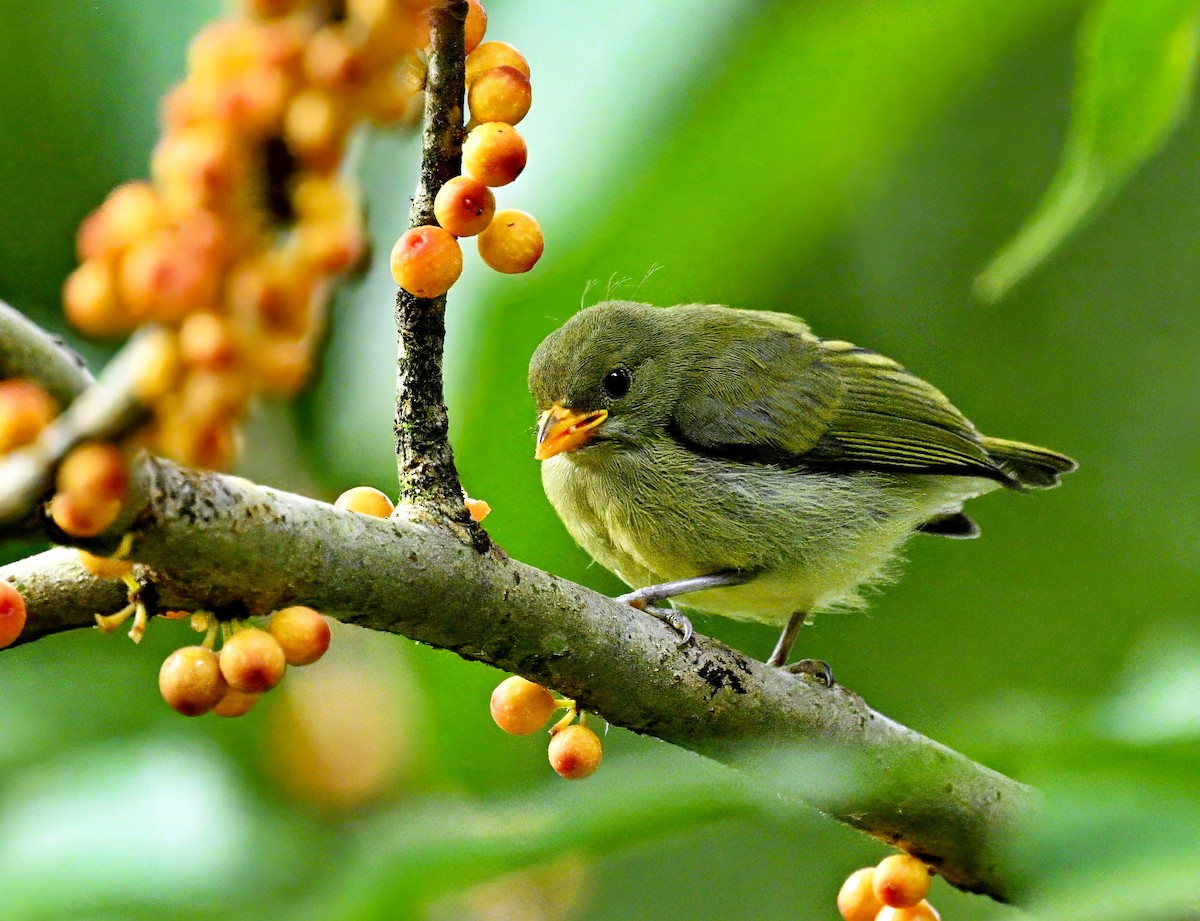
<box><xmin>464</xmin><ymin>0</ymin><xmax>488</xmax><ymax>54</ymax></box>
<box><xmin>268</xmin><ymin>605</ymin><xmax>331</xmax><ymax>666</ymax></box>
<box><xmin>213</xmin><ymin>686</ymin><xmax>260</xmax><ymax>718</ymax></box>
<box><xmin>0</xmin><ymin>581</ymin><xmax>27</xmax><ymax>649</ymax></box>
<box><xmin>76</xmin><ymin>180</ymin><xmax>162</xmax><ymax>261</ymax></box>
<box><xmin>220</xmin><ymin>627</ymin><xmax>287</xmax><ymax>693</ymax></box>
<box><xmin>77</xmin><ymin>549</ymin><xmax>133</xmax><ymax>580</ymax></box>
<box><xmin>490</xmin><ymin>675</ymin><xmax>556</xmax><ymax>735</ymax></box>
<box><xmin>284</xmin><ymin>89</ymin><xmax>345</xmax><ymax>169</ymax></box>
<box><xmin>548</xmin><ymin>723</ymin><xmax>603</xmax><ymax>779</ymax></box>
<box><xmin>179</xmin><ymin>311</ymin><xmax>240</xmax><ymax>370</ymax></box>
<box><xmin>468</xmin><ymin>65</ymin><xmax>531</xmax><ymax>126</ymax></box>
<box><xmin>464</xmin><ymin>495</ymin><xmax>490</xmax><ymax>522</ymax></box>
<box><xmin>433</xmin><ymin>176</ymin><xmax>496</xmax><ymax>237</ymax></box>
<box><xmin>461</xmin><ymin>122</ymin><xmax>527</xmax><ymax>187</ymax></box>
<box><xmin>0</xmin><ymin>379</ymin><xmax>57</xmax><ymax>454</ymax></box>
<box><xmin>390</xmin><ymin>225</ymin><xmax>462</xmax><ymax>297</ymax></box>
<box><xmin>63</xmin><ymin>260</ymin><xmax>128</xmax><ymax>339</ymax></box>
<box><xmin>837</xmin><ymin>868</ymin><xmax>883</xmax><ymax>921</ymax></box>
<box><xmin>477</xmin><ymin>210</ymin><xmax>543</xmax><ymax>274</ymax></box>
<box><xmin>465</xmin><ymin>41</ymin><xmax>529</xmax><ymax>87</ymax></box>
<box><xmin>876</xmin><ymin>902</ymin><xmax>941</xmax><ymax>921</ymax></box>
<box><xmin>159</xmin><ymin>645</ymin><xmax>227</xmax><ymax>716</ymax></box>
<box><xmin>48</xmin><ymin>491</ymin><xmax>122</xmax><ymax>539</ymax></box>
<box><xmin>57</xmin><ymin>442</ymin><xmax>129</xmax><ymax>505</ymax></box>
<box><xmin>873</xmin><ymin>854</ymin><xmax>931</xmax><ymax>909</ymax></box>
<box><xmin>334</xmin><ymin>485</ymin><xmax>395</xmax><ymax>518</ymax></box>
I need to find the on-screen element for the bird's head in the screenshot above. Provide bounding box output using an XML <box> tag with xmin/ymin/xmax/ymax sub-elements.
<box><xmin>528</xmin><ymin>300</ymin><xmax>676</xmax><ymax>460</ymax></box>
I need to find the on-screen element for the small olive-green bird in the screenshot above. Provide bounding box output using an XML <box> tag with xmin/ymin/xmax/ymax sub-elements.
<box><xmin>528</xmin><ymin>301</ymin><xmax>1075</xmax><ymax>674</ymax></box>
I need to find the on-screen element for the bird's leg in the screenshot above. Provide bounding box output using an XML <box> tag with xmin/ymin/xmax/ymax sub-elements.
<box><xmin>768</xmin><ymin>611</ymin><xmax>833</xmax><ymax>686</ymax></box>
<box><xmin>616</xmin><ymin>570</ymin><xmax>751</xmax><ymax>646</ymax></box>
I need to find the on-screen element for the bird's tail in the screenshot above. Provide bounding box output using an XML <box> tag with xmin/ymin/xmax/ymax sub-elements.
<box><xmin>982</xmin><ymin>437</ymin><xmax>1077</xmax><ymax>489</ymax></box>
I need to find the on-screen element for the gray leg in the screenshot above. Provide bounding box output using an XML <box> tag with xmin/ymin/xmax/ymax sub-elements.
<box><xmin>616</xmin><ymin>570</ymin><xmax>751</xmax><ymax>646</ymax></box>
<box><xmin>767</xmin><ymin>611</ymin><xmax>833</xmax><ymax>686</ymax></box>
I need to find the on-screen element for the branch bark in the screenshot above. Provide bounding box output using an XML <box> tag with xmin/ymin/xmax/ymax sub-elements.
<box><xmin>1</xmin><ymin>456</ymin><xmax>1034</xmax><ymax>901</ymax></box>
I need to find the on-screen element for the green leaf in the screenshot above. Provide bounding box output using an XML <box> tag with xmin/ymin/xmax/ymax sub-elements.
<box><xmin>975</xmin><ymin>0</ymin><xmax>1200</xmax><ymax>302</ymax></box>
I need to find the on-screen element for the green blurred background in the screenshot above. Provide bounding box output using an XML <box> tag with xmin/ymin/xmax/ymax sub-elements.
<box><xmin>2</xmin><ymin>1</ymin><xmax>1199</xmax><ymax>919</ymax></box>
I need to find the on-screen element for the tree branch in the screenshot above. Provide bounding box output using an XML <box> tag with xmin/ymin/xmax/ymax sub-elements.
<box><xmin>0</xmin><ymin>457</ymin><xmax>1034</xmax><ymax>901</ymax></box>
<box><xmin>393</xmin><ymin>0</ymin><xmax>484</xmax><ymax>546</ymax></box>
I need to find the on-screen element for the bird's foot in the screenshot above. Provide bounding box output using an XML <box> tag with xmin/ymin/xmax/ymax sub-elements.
<box><xmin>784</xmin><ymin>658</ymin><xmax>834</xmax><ymax>687</ymax></box>
<box><xmin>646</xmin><ymin>605</ymin><xmax>693</xmax><ymax>645</ymax></box>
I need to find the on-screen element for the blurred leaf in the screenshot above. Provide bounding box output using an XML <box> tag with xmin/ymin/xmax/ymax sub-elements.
<box><xmin>976</xmin><ymin>0</ymin><xmax>1200</xmax><ymax>302</ymax></box>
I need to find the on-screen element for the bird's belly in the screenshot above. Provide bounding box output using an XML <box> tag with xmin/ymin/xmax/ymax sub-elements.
<box><xmin>541</xmin><ymin>448</ymin><xmax>978</xmax><ymax>626</ymax></box>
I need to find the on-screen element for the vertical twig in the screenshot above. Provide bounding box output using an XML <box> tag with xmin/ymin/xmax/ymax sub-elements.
<box><xmin>393</xmin><ymin>0</ymin><xmax>488</xmax><ymax>549</ymax></box>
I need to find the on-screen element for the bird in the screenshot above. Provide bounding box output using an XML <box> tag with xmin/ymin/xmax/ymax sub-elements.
<box><xmin>528</xmin><ymin>300</ymin><xmax>1075</xmax><ymax>678</ymax></box>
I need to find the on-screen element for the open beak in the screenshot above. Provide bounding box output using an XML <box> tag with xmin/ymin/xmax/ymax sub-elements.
<box><xmin>535</xmin><ymin>403</ymin><xmax>608</xmax><ymax>460</ymax></box>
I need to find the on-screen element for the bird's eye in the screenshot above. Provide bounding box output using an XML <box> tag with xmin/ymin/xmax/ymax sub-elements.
<box><xmin>602</xmin><ymin>367</ymin><xmax>633</xmax><ymax>398</ymax></box>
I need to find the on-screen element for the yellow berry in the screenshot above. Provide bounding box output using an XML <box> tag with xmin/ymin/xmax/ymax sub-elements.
<box><xmin>462</xmin><ymin>122</ymin><xmax>527</xmax><ymax>187</ymax></box>
<box><xmin>48</xmin><ymin>491</ymin><xmax>122</xmax><ymax>539</ymax></box>
<box><xmin>159</xmin><ymin>646</ymin><xmax>227</xmax><ymax>716</ymax></box>
<box><xmin>284</xmin><ymin>89</ymin><xmax>345</xmax><ymax>169</ymax></box>
<box><xmin>468</xmin><ymin>66</ymin><xmax>531</xmax><ymax>126</ymax></box>
<box><xmin>334</xmin><ymin>485</ymin><xmax>395</xmax><ymax>518</ymax></box>
<box><xmin>477</xmin><ymin>209</ymin><xmax>543</xmax><ymax>274</ymax></box>
<box><xmin>63</xmin><ymin>260</ymin><xmax>129</xmax><ymax>339</ymax></box>
<box><xmin>268</xmin><ymin>605</ymin><xmax>331</xmax><ymax>666</ymax></box>
<box><xmin>0</xmin><ymin>378</ymin><xmax>57</xmax><ymax>454</ymax></box>
<box><xmin>433</xmin><ymin>176</ymin><xmax>495</xmax><ymax>237</ymax></box>
<box><xmin>179</xmin><ymin>311</ymin><xmax>240</xmax><ymax>371</ymax></box>
<box><xmin>130</xmin><ymin>329</ymin><xmax>183</xmax><ymax>404</ymax></box>
<box><xmin>490</xmin><ymin>676</ymin><xmax>556</xmax><ymax>735</ymax></box>
<box><xmin>390</xmin><ymin>225</ymin><xmax>462</xmax><ymax>297</ymax></box>
<box><xmin>464</xmin><ymin>0</ymin><xmax>488</xmax><ymax>54</ymax></box>
<box><xmin>0</xmin><ymin>581</ymin><xmax>27</xmax><ymax>649</ymax></box>
<box><xmin>548</xmin><ymin>723</ymin><xmax>602</xmax><ymax>780</ymax></box>
<box><xmin>876</xmin><ymin>902</ymin><xmax>941</xmax><ymax>921</ymax></box>
<box><xmin>57</xmin><ymin>441</ymin><xmax>129</xmax><ymax>506</ymax></box>
<box><xmin>213</xmin><ymin>686</ymin><xmax>260</xmax><ymax>718</ymax></box>
<box><xmin>837</xmin><ymin>868</ymin><xmax>884</xmax><ymax>921</ymax></box>
<box><xmin>220</xmin><ymin>627</ymin><xmax>287</xmax><ymax>693</ymax></box>
<box><xmin>873</xmin><ymin>855</ymin><xmax>931</xmax><ymax>909</ymax></box>
<box><xmin>466</xmin><ymin>41</ymin><xmax>529</xmax><ymax>86</ymax></box>
<box><xmin>76</xmin><ymin>180</ymin><xmax>162</xmax><ymax>261</ymax></box>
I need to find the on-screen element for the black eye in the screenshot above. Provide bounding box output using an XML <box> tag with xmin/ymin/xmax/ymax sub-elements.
<box><xmin>602</xmin><ymin>367</ymin><xmax>632</xmax><ymax>398</ymax></box>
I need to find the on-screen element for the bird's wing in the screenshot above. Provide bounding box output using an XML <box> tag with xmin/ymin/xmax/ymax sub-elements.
<box><xmin>671</xmin><ymin>328</ymin><xmax>1009</xmax><ymax>482</ymax></box>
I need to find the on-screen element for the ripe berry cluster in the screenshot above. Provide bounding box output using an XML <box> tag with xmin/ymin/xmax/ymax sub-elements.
<box><xmin>62</xmin><ymin>0</ymin><xmax>433</xmax><ymax>472</ymax></box>
<box><xmin>159</xmin><ymin>605</ymin><xmax>331</xmax><ymax>718</ymax></box>
<box><xmin>391</xmin><ymin>1</ymin><xmax>544</xmax><ymax>299</ymax></box>
<box><xmin>838</xmin><ymin>855</ymin><xmax>939</xmax><ymax>921</ymax></box>
<box><xmin>489</xmin><ymin>675</ymin><xmax>602</xmax><ymax>780</ymax></box>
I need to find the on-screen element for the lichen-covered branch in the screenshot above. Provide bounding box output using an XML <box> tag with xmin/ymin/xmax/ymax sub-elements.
<box><xmin>0</xmin><ymin>299</ymin><xmax>91</xmax><ymax>403</ymax></box>
<box><xmin>1</xmin><ymin>457</ymin><xmax>1034</xmax><ymax>901</ymax></box>
<box><xmin>393</xmin><ymin>0</ymin><xmax>482</xmax><ymax>542</ymax></box>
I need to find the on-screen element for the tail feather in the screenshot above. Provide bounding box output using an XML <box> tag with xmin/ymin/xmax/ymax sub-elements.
<box><xmin>982</xmin><ymin>437</ymin><xmax>1077</xmax><ymax>489</ymax></box>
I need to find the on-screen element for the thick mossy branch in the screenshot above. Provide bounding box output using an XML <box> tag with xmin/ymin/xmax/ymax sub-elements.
<box><xmin>1</xmin><ymin>458</ymin><xmax>1034</xmax><ymax>900</ymax></box>
<box><xmin>393</xmin><ymin>0</ymin><xmax>482</xmax><ymax>543</ymax></box>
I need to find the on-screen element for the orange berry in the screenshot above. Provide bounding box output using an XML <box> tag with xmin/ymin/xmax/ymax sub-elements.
<box><xmin>130</xmin><ymin>329</ymin><xmax>183</xmax><ymax>404</ymax></box>
<box><xmin>0</xmin><ymin>581</ymin><xmax>27</xmax><ymax>649</ymax></box>
<box><xmin>76</xmin><ymin>181</ymin><xmax>162</xmax><ymax>261</ymax></box>
<box><xmin>76</xmin><ymin>549</ymin><xmax>134</xmax><ymax>580</ymax></box>
<box><xmin>464</xmin><ymin>495</ymin><xmax>490</xmax><ymax>522</ymax></box>
<box><xmin>466</xmin><ymin>41</ymin><xmax>529</xmax><ymax>87</ymax></box>
<box><xmin>876</xmin><ymin>902</ymin><xmax>940</xmax><ymax>921</ymax></box>
<box><xmin>463</xmin><ymin>0</ymin><xmax>488</xmax><ymax>54</ymax></box>
<box><xmin>433</xmin><ymin>176</ymin><xmax>495</xmax><ymax>237</ymax></box>
<box><xmin>159</xmin><ymin>646</ymin><xmax>227</xmax><ymax>716</ymax></box>
<box><xmin>477</xmin><ymin>209</ymin><xmax>543</xmax><ymax>274</ymax></box>
<box><xmin>220</xmin><ymin>627</ymin><xmax>287</xmax><ymax>693</ymax></box>
<box><xmin>296</xmin><ymin>218</ymin><xmax>366</xmax><ymax>274</ymax></box>
<box><xmin>213</xmin><ymin>686</ymin><xmax>260</xmax><ymax>718</ymax></box>
<box><xmin>468</xmin><ymin>66</ymin><xmax>531</xmax><ymax>126</ymax></box>
<box><xmin>268</xmin><ymin>605</ymin><xmax>331</xmax><ymax>666</ymax></box>
<box><xmin>334</xmin><ymin>485</ymin><xmax>395</xmax><ymax>518</ymax></box>
<box><xmin>48</xmin><ymin>491</ymin><xmax>121</xmax><ymax>538</ymax></box>
<box><xmin>179</xmin><ymin>311</ymin><xmax>240</xmax><ymax>370</ymax></box>
<box><xmin>390</xmin><ymin>225</ymin><xmax>462</xmax><ymax>297</ymax></box>
<box><xmin>63</xmin><ymin>260</ymin><xmax>129</xmax><ymax>339</ymax></box>
<box><xmin>837</xmin><ymin>868</ymin><xmax>884</xmax><ymax>921</ymax></box>
<box><xmin>490</xmin><ymin>676</ymin><xmax>556</xmax><ymax>735</ymax></box>
<box><xmin>548</xmin><ymin>723</ymin><xmax>603</xmax><ymax>780</ymax></box>
<box><xmin>118</xmin><ymin>231</ymin><xmax>217</xmax><ymax>323</ymax></box>
<box><xmin>0</xmin><ymin>378</ymin><xmax>57</xmax><ymax>453</ymax></box>
<box><xmin>284</xmin><ymin>89</ymin><xmax>345</xmax><ymax>169</ymax></box>
<box><xmin>462</xmin><ymin>122</ymin><xmax>527</xmax><ymax>187</ymax></box>
<box><xmin>57</xmin><ymin>441</ymin><xmax>128</xmax><ymax>505</ymax></box>
<box><xmin>873</xmin><ymin>855</ymin><xmax>931</xmax><ymax>909</ymax></box>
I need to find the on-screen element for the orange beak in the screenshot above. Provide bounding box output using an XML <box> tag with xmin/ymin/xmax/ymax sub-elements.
<box><xmin>535</xmin><ymin>403</ymin><xmax>608</xmax><ymax>460</ymax></box>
